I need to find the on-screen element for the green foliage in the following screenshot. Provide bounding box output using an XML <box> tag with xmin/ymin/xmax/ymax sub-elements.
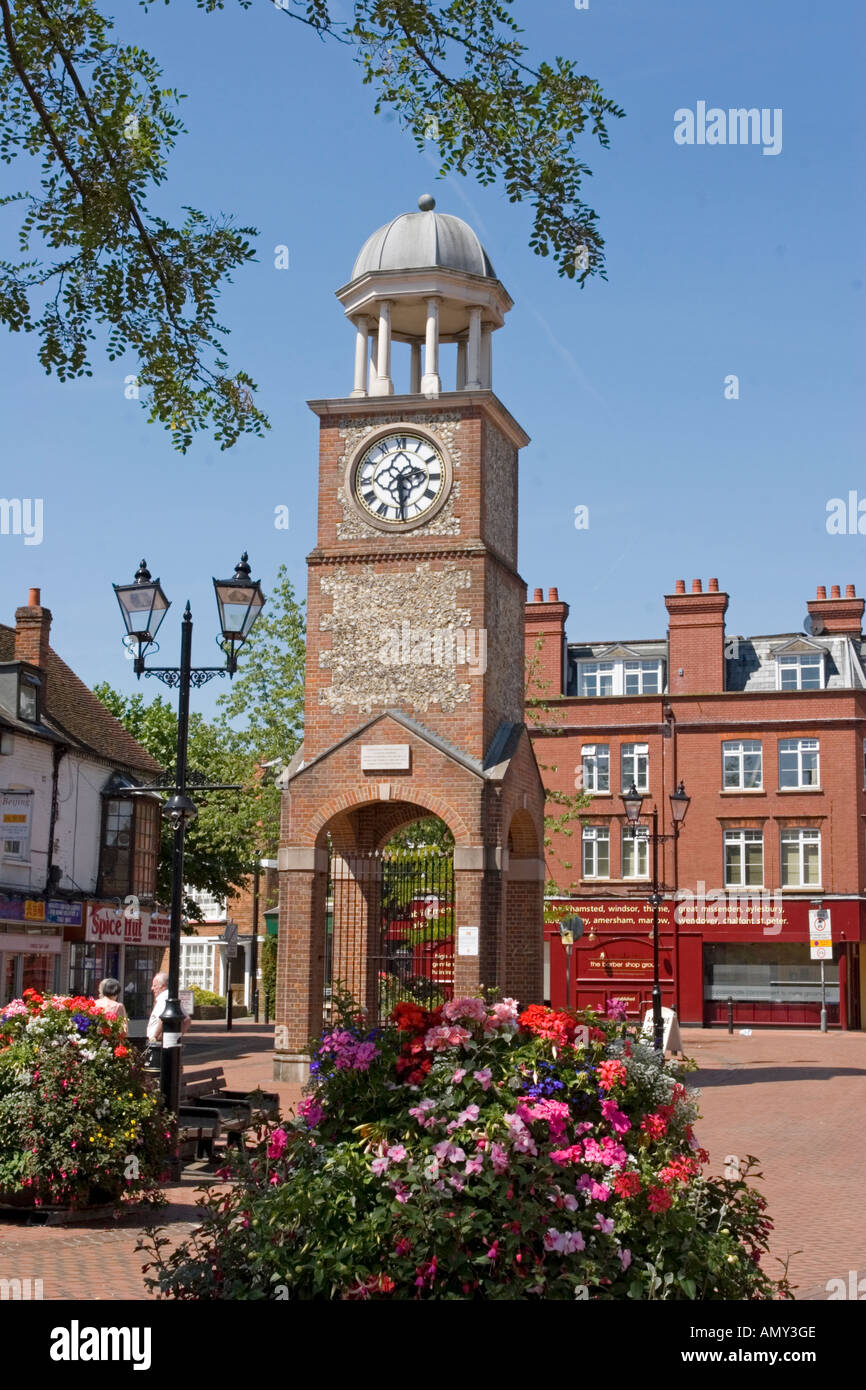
<box><xmin>190</xmin><ymin>985</ymin><xmax>224</xmax><ymax>1008</ymax></box>
<box><xmin>260</xmin><ymin>933</ymin><xmax>277</xmax><ymax>1003</ymax></box>
<box><xmin>384</xmin><ymin>816</ymin><xmax>454</xmax><ymax>852</ymax></box>
<box><xmin>140</xmin><ymin>996</ymin><xmax>791</xmax><ymax>1301</ymax></box>
<box><xmin>1</xmin><ymin>3</ymin><xmax>621</xmax><ymax>448</ymax></box>
<box><xmin>0</xmin><ymin>991</ymin><xmax>172</xmax><ymax>1207</ymax></box>
<box><xmin>93</xmin><ymin>680</ymin><xmax>261</xmax><ymax>916</ymax></box>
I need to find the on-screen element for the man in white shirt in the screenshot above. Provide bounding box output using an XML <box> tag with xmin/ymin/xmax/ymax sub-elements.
<box><xmin>147</xmin><ymin>972</ymin><xmax>191</xmax><ymax>1046</ymax></box>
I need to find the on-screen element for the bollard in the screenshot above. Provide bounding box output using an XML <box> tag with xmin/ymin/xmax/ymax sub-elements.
<box><xmin>727</xmin><ymin>996</ymin><xmax>734</xmax><ymax>1034</ymax></box>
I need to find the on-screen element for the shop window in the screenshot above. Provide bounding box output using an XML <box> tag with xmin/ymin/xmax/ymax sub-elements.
<box><xmin>704</xmin><ymin>942</ymin><xmax>838</xmax><ymax>1005</ymax></box>
<box><xmin>724</xmin><ymin>829</ymin><xmax>764</xmax><ymax>887</ymax></box>
<box><xmin>581</xmin><ymin>744</ymin><xmax>610</xmax><ymax>794</ymax></box>
<box><xmin>778</xmin><ymin>738</ymin><xmax>819</xmax><ymax>789</ymax></box>
<box><xmin>781</xmin><ymin>828</ymin><xmax>821</xmax><ymax>887</ymax></box>
<box><xmin>722</xmin><ymin>740</ymin><xmax>762</xmax><ymax>790</ymax></box>
<box><xmin>582</xmin><ymin>826</ymin><xmax>610</xmax><ymax>879</ymax></box>
<box><xmin>620</xmin><ymin>743</ymin><xmax>649</xmax><ymax>793</ymax></box>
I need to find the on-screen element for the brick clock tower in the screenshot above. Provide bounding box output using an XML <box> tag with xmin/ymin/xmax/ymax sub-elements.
<box><xmin>274</xmin><ymin>196</ymin><xmax>546</xmax><ymax>1081</ymax></box>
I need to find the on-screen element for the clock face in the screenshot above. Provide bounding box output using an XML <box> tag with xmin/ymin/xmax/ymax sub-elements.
<box><xmin>352</xmin><ymin>433</ymin><xmax>447</xmax><ymax>527</ymax></box>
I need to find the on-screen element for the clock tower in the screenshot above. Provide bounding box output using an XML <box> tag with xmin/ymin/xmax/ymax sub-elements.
<box><xmin>274</xmin><ymin>196</ymin><xmax>546</xmax><ymax>1081</ymax></box>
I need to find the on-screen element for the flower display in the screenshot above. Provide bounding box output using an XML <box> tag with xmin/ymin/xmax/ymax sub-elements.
<box><xmin>0</xmin><ymin>991</ymin><xmax>172</xmax><ymax>1208</ymax></box>
<box><xmin>142</xmin><ymin>993</ymin><xmax>790</xmax><ymax>1302</ymax></box>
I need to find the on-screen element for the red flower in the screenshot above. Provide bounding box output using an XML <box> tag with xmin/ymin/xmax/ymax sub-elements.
<box><xmin>597</xmin><ymin>1060</ymin><xmax>628</xmax><ymax>1092</ymax></box>
<box><xmin>613</xmin><ymin>1171</ymin><xmax>642</xmax><ymax>1198</ymax></box>
<box><xmin>647</xmin><ymin>1187</ymin><xmax>673</xmax><ymax>1213</ymax></box>
<box><xmin>640</xmin><ymin>1111</ymin><xmax>668</xmax><ymax>1140</ymax></box>
<box><xmin>113</xmin><ymin>1045</ymin><xmax>129</xmax><ymax>1058</ymax></box>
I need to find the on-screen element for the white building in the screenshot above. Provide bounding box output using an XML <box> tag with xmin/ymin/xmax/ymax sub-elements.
<box><xmin>0</xmin><ymin>589</ymin><xmax>163</xmax><ymax>1034</ymax></box>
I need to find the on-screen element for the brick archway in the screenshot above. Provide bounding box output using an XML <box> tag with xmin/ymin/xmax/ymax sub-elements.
<box><xmin>303</xmin><ymin>785</ymin><xmax>473</xmax><ymax>850</ymax></box>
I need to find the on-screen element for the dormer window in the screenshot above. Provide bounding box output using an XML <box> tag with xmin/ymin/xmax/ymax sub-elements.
<box><xmin>18</xmin><ymin>671</ymin><xmax>40</xmax><ymax>722</ymax></box>
<box><xmin>777</xmin><ymin>653</ymin><xmax>824</xmax><ymax>691</ymax></box>
<box><xmin>576</xmin><ymin>653</ymin><xmax>665</xmax><ymax>697</ymax></box>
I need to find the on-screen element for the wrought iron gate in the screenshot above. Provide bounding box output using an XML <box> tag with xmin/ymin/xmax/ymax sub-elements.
<box><xmin>325</xmin><ymin>847</ymin><xmax>454</xmax><ymax>1026</ymax></box>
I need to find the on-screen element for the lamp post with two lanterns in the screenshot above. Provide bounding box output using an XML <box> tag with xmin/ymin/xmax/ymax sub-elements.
<box><xmin>620</xmin><ymin>781</ymin><xmax>691</xmax><ymax>1054</ymax></box>
<box><xmin>112</xmin><ymin>554</ymin><xmax>265</xmax><ymax>1116</ymax></box>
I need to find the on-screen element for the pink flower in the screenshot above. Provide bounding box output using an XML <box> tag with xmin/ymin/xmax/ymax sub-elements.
<box><xmin>484</xmin><ymin>997</ymin><xmax>519</xmax><ymax>1032</ymax></box>
<box><xmin>527</xmin><ymin>1098</ymin><xmax>571</xmax><ymax>1139</ymax></box>
<box><xmin>443</xmin><ymin>996</ymin><xmax>487</xmax><ymax>1023</ymax></box>
<box><xmin>456</xmin><ymin>1104</ymin><xmax>480</xmax><ymax>1126</ymax></box>
<box><xmin>544</xmin><ymin>1227</ymin><xmax>585</xmax><ymax>1254</ymax></box>
<box><xmin>371</xmin><ymin>1155</ymin><xmax>390</xmax><ymax>1176</ymax></box>
<box><xmin>620</xmin><ymin>1248</ymin><xmax>632</xmax><ymax>1270</ymax></box>
<box><xmin>594</xmin><ymin>1215</ymin><xmax>615</xmax><ymax>1236</ymax></box>
<box><xmin>549</xmin><ymin>1145</ymin><xmax>583</xmax><ymax>1166</ymax></box>
<box><xmin>297</xmin><ymin>1096</ymin><xmax>323</xmax><ymax>1128</ymax></box>
<box><xmin>424</xmin><ymin>1024</ymin><xmax>471</xmax><ymax>1052</ymax></box>
<box><xmin>600</xmin><ymin>1099</ymin><xmax>631</xmax><ymax>1134</ymax></box>
<box><xmin>490</xmin><ymin>1143</ymin><xmax>509</xmax><ymax>1174</ymax></box>
<box><xmin>267</xmin><ymin>1127</ymin><xmax>289</xmax><ymax>1159</ymax></box>
<box><xmin>577</xmin><ymin>1174</ymin><xmax>611</xmax><ymax>1201</ymax></box>
<box><xmin>464</xmin><ymin>1156</ymin><xmax>483</xmax><ymax>1176</ymax></box>
<box><xmin>606</xmin><ymin>998</ymin><xmax>628</xmax><ymax>1021</ymax></box>
<box><xmin>433</xmin><ymin>1140</ymin><xmax>466</xmax><ymax>1164</ymax></box>
<box><xmin>451</xmin><ymin>1068</ymin><xmax>467</xmax><ymax>1084</ymax></box>
<box><xmin>473</xmin><ymin>1068</ymin><xmax>493</xmax><ymax>1091</ymax></box>
<box><xmin>387</xmin><ymin>1144</ymin><xmax>407</xmax><ymax>1162</ymax></box>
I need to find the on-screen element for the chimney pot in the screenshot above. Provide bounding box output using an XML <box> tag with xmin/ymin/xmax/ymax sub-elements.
<box><xmin>816</xmin><ymin>586</ymin><xmax>826</xmax><ymax>600</ymax></box>
<box><xmin>691</xmin><ymin>579</ymin><xmax>702</xmax><ymax>594</ymax></box>
<box><xmin>831</xmin><ymin>584</ymin><xmax>841</xmax><ymax>599</ymax></box>
<box><xmin>27</xmin><ymin>588</ymin><xmax>40</xmax><ymax>607</ymax></box>
<box><xmin>708</xmin><ymin>578</ymin><xmax>719</xmax><ymax>593</ymax></box>
<box><xmin>548</xmin><ymin>587</ymin><xmax>559</xmax><ymax>602</ymax></box>
<box><xmin>846</xmin><ymin>584</ymin><xmax>856</xmax><ymax>598</ymax></box>
<box><xmin>675</xmin><ymin>580</ymin><xmax>686</xmax><ymax>594</ymax></box>
<box><xmin>532</xmin><ymin>588</ymin><xmax>543</xmax><ymax>602</ymax></box>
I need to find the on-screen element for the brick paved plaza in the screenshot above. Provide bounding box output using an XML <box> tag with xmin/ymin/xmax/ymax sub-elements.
<box><xmin>1</xmin><ymin>1021</ymin><xmax>862</xmax><ymax>1301</ymax></box>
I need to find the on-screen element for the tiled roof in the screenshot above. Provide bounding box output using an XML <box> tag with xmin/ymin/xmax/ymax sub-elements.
<box><xmin>0</xmin><ymin>625</ymin><xmax>161</xmax><ymax>775</ymax></box>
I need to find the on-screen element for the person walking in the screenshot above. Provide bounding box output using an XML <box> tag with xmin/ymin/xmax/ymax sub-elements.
<box><xmin>145</xmin><ymin>971</ymin><xmax>190</xmax><ymax>1066</ymax></box>
<box><xmin>93</xmin><ymin>977</ymin><xmax>128</xmax><ymax>1031</ymax></box>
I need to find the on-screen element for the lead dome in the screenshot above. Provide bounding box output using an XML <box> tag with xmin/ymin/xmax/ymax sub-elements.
<box><xmin>336</xmin><ymin>196</ymin><xmax>513</xmax><ymax>398</ymax></box>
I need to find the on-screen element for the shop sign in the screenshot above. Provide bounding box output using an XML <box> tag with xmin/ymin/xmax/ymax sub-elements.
<box><xmin>46</xmin><ymin>901</ymin><xmax>82</xmax><ymax>927</ymax></box>
<box><xmin>86</xmin><ymin>902</ymin><xmax>167</xmax><ymax>945</ymax></box>
<box><xmin>0</xmin><ymin>897</ymin><xmax>82</xmax><ymax>926</ymax></box>
<box><xmin>86</xmin><ymin>904</ymin><xmax>126</xmax><ymax>944</ymax></box>
<box><xmin>148</xmin><ymin>910</ymin><xmax>171</xmax><ymax>947</ymax></box>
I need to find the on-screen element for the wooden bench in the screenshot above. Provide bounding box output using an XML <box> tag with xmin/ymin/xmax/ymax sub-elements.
<box><xmin>180</xmin><ymin>1066</ymin><xmax>279</xmax><ymax>1146</ymax></box>
<box><xmin>178</xmin><ymin>1105</ymin><xmax>222</xmax><ymax>1160</ymax></box>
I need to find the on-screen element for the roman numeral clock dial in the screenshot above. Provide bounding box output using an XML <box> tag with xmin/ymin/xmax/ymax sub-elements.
<box><xmin>351</xmin><ymin>433</ymin><xmax>449</xmax><ymax>529</ymax></box>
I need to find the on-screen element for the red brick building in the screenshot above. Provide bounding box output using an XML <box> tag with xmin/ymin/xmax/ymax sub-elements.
<box><xmin>527</xmin><ymin>579</ymin><xmax>866</xmax><ymax>1030</ymax></box>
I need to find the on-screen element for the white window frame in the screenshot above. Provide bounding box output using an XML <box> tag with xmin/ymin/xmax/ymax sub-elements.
<box><xmin>722</xmin><ymin>740</ymin><xmax>763</xmax><ymax>790</ymax></box>
<box><xmin>620</xmin><ymin>743</ymin><xmax>649</xmax><ymax>793</ymax></box>
<box><xmin>777</xmin><ymin>653</ymin><xmax>824</xmax><ymax>691</ymax></box>
<box><xmin>778</xmin><ymin>738</ymin><xmax>820</xmax><ymax>789</ymax></box>
<box><xmin>621</xmin><ymin>825</ymin><xmax>649</xmax><ymax>879</ymax></box>
<box><xmin>624</xmin><ymin>660</ymin><xmax>662</xmax><ymax>696</ymax></box>
<box><xmin>582</xmin><ymin>826</ymin><xmax>610</xmax><ymax>880</ymax></box>
<box><xmin>780</xmin><ymin>828</ymin><xmax>821</xmax><ymax>888</ymax></box>
<box><xmin>578</xmin><ymin>659</ymin><xmax>665</xmax><ymax>698</ymax></box>
<box><xmin>180</xmin><ymin>939</ymin><xmax>216</xmax><ymax>993</ymax></box>
<box><xmin>578</xmin><ymin>662</ymin><xmax>615</xmax><ymax>697</ymax></box>
<box><xmin>724</xmin><ymin>829</ymin><xmax>764</xmax><ymax>888</ymax></box>
<box><xmin>581</xmin><ymin>744</ymin><xmax>610</xmax><ymax>794</ymax></box>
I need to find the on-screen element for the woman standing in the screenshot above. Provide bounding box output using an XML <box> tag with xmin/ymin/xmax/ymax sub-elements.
<box><xmin>93</xmin><ymin>977</ymin><xmax>128</xmax><ymax>1032</ymax></box>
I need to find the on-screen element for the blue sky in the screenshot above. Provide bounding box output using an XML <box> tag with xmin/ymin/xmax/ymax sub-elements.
<box><xmin>0</xmin><ymin>0</ymin><xmax>863</xmax><ymax>718</ymax></box>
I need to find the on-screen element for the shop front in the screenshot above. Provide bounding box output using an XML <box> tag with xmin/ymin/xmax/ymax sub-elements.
<box><xmin>545</xmin><ymin>896</ymin><xmax>863</xmax><ymax>1029</ymax></box>
<box><xmin>80</xmin><ymin>903</ymin><xmax>171</xmax><ymax>1038</ymax></box>
<box><xmin>0</xmin><ymin>897</ymin><xmax>83</xmax><ymax>1006</ymax></box>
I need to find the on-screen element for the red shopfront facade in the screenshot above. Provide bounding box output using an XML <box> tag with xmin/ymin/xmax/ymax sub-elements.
<box><xmin>544</xmin><ymin>897</ymin><xmax>863</xmax><ymax>1030</ymax></box>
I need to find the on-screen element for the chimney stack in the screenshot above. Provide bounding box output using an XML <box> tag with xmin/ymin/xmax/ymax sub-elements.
<box><xmin>14</xmin><ymin>588</ymin><xmax>52</xmax><ymax>672</ymax></box>
<box><xmin>807</xmin><ymin>584</ymin><xmax>864</xmax><ymax>636</ymax></box>
<box><xmin>525</xmin><ymin>585</ymin><xmax>570</xmax><ymax>697</ymax></box>
<box><xmin>665</xmin><ymin>579</ymin><xmax>728</xmax><ymax>694</ymax></box>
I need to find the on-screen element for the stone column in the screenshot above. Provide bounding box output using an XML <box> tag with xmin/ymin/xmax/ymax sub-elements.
<box><xmin>456</xmin><ymin>340</ymin><xmax>467</xmax><ymax>390</ymax></box>
<box><xmin>480</xmin><ymin>324</ymin><xmax>492</xmax><ymax>389</ymax></box>
<box><xmin>421</xmin><ymin>297</ymin><xmax>441</xmax><ymax>395</ymax></box>
<box><xmin>466</xmin><ymin>307</ymin><xmax>483</xmax><ymax>389</ymax></box>
<box><xmin>368</xmin><ymin>331</ymin><xmax>379</xmax><ymax>394</ymax></box>
<box><xmin>351</xmin><ymin>316</ymin><xmax>369</xmax><ymax>397</ymax></box>
<box><xmin>410</xmin><ymin>341</ymin><xmax>422</xmax><ymax>394</ymax></box>
<box><xmin>371</xmin><ymin>300</ymin><xmax>394</xmax><ymax>396</ymax></box>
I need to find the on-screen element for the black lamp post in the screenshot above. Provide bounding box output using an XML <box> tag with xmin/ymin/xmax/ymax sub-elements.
<box><xmin>620</xmin><ymin>780</ymin><xmax>691</xmax><ymax>1054</ymax></box>
<box><xmin>113</xmin><ymin>555</ymin><xmax>265</xmax><ymax>1118</ymax></box>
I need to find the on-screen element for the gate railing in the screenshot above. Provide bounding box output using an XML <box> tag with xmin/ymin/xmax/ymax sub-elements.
<box><xmin>325</xmin><ymin>847</ymin><xmax>454</xmax><ymax>1026</ymax></box>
